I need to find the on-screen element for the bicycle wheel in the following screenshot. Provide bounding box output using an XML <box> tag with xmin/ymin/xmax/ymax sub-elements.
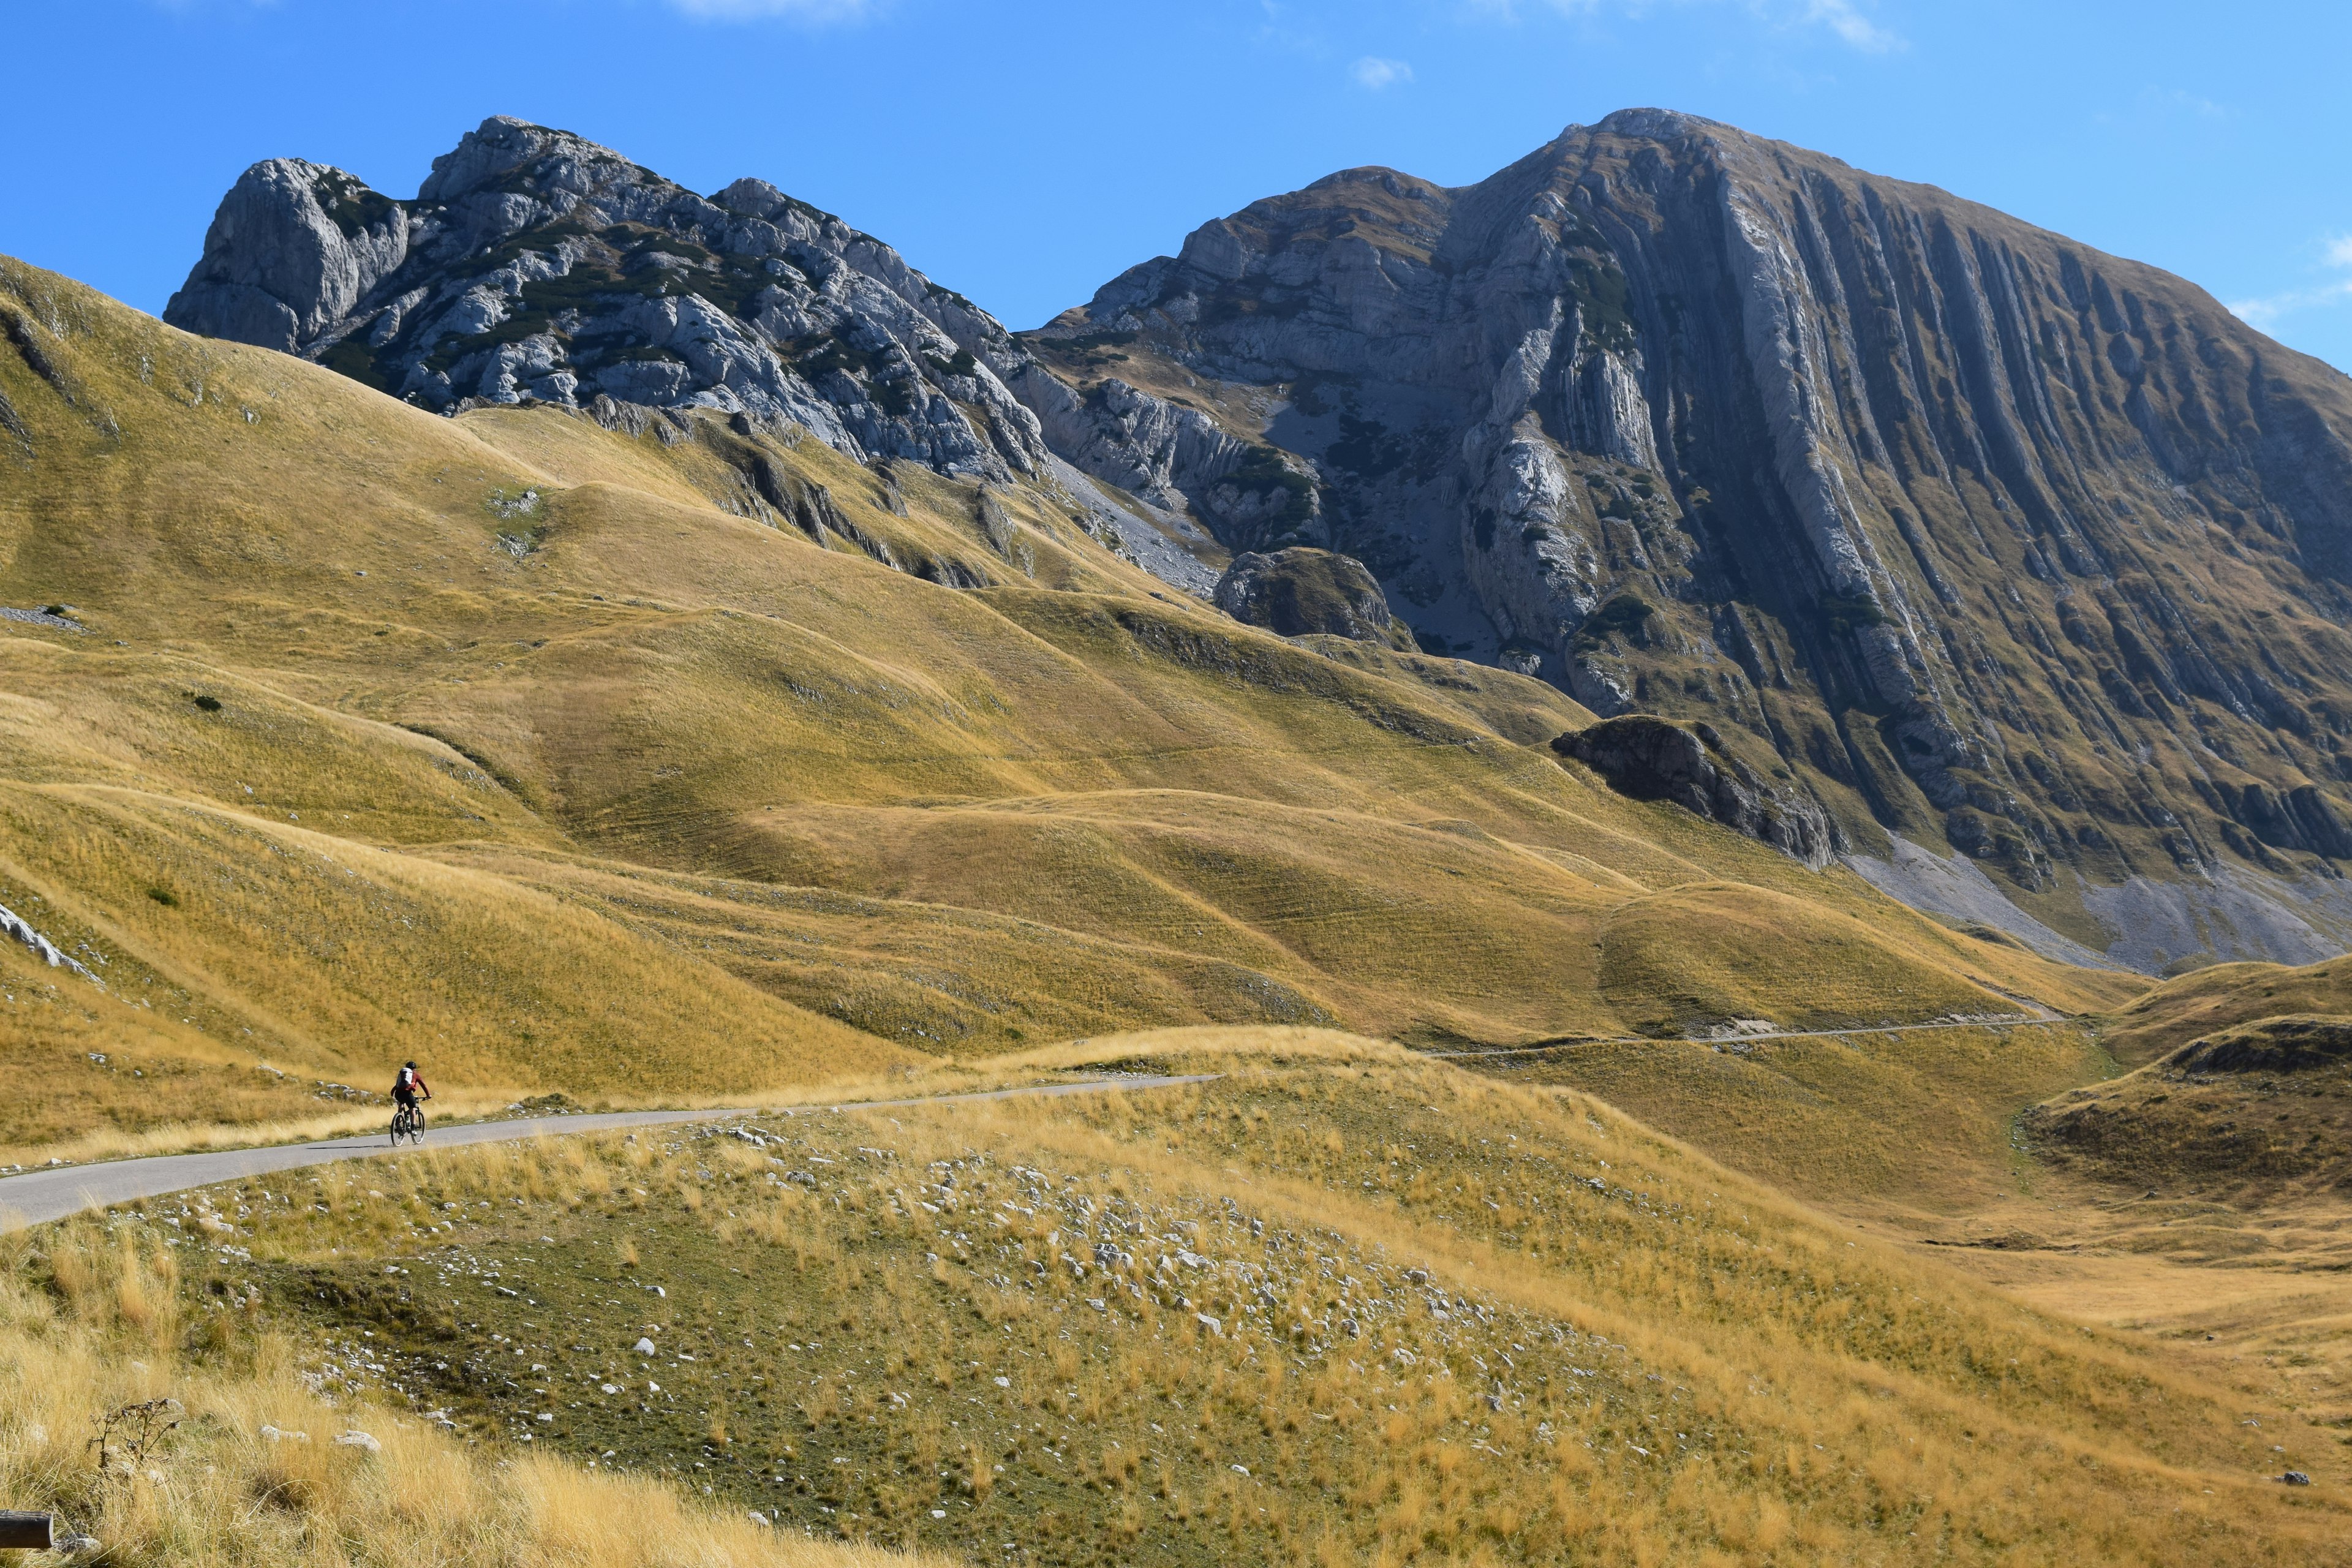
<box><xmin>407</xmin><ymin>1108</ymin><xmax>426</xmax><ymax>1145</ymax></box>
<box><xmin>388</xmin><ymin>1107</ymin><xmax>405</xmax><ymax>1146</ymax></box>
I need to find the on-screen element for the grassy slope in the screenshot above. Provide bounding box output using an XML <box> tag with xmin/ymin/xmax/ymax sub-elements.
<box><xmin>0</xmin><ymin>1222</ymin><xmax>940</xmax><ymax>1568</ymax></box>
<box><xmin>2023</xmin><ymin>1014</ymin><xmax>2352</xmax><ymax>1199</ymax></box>
<box><xmin>0</xmin><ymin>254</ymin><xmax>2137</xmax><ymax>1157</ymax></box>
<box><xmin>1485</xmin><ymin>1023</ymin><xmax>2111</xmax><ymax>1215</ymax></box>
<box><xmin>91</xmin><ymin>1032</ymin><xmax>2348</xmax><ymax>1566</ymax></box>
<box><xmin>2100</xmin><ymin>952</ymin><xmax>2352</xmax><ymax>1066</ymax></box>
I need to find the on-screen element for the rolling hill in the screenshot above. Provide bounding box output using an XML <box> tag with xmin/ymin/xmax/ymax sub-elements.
<box><xmin>0</xmin><ymin>252</ymin><xmax>2133</xmax><ymax>1162</ymax></box>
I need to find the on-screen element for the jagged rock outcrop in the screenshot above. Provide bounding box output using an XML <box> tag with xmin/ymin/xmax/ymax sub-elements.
<box><xmin>1017</xmin><ymin>108</ymin><xmax>2352</xmax><ymax>963</ymax></box>
<box><xmin>1553</xmin><ymin>715</ymin><xmax>1835</xmax><ymax>869</ymax></box>
<box><xmin>166</xmin><ymin>116</ymin><xmax>1055</xmax><ymax>481</ymax></box>
<box><xmin>1213</xmin><ymin>548</ymin><xmax>1415</xmax><ymax>648</ymax></box>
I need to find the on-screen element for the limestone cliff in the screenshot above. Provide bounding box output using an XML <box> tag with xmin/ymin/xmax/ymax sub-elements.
<box><xmin>1019</xmin><ymin>109</ymin><xmax>2352</xmax><ymax>967</ymax></box>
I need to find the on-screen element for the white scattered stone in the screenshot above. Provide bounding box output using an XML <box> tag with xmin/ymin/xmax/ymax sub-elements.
<box><xmin>601</xmin><ymin>1383</ymin><xmax>621</xmax><ymax>1395</ymax></box>
<box><xmin>334</xmin><ymin>1431</ymin><xmax>380</xmax><ymax>1453</ymax></box>
<box><xmin>1196</xmin><ymin>1314</ymin><xmax>1222</xmax><ymax>1335</ymax></box>
<box><xmin>260</xmin><ymin>1425</ymin><xmax>309</xmax><ymax>1442</ymax></box>
<box><xmin>992</xmin><ymin>1376</ymin><xmax>1011</xmax><ymax>1388</ymax></box>
<box><xmin>1230</xmin><ymin>1464</ymin><xmax>1249</xmax><ymax>1476</ymax></box>
<box><xmin>635</xmin><ymin>1338</ymin><xmax>657</xmax><ymax>1355</ymax></box>
<box><xmin>747</xmin><ymin>1510</ymin><xmax>771</xmax><ymax>1527</ymax></box>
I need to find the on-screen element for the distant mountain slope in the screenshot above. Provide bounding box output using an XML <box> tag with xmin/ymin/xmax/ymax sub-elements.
<box><xmin>1022</xmin><ymin>108</ymin><xmax>2352</xmax><ymax>970</ymax></box>
<box><xmin>0</xmin><ymin>254</ymin><xmax>2136</xmax><ymax>1155</ymax></box>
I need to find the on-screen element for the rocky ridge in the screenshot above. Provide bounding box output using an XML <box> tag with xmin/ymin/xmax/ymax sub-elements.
<box><xmin>164</xmin><ymin>117</ymin><xmax>1056</xmax><ymax>483</ymax></box>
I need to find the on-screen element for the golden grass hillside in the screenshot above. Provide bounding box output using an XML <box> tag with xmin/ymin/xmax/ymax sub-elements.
<box><xmin>1480</xmin><ymin>1021</ymin><xmax>2109</xmax><ymax>1215</ymax></box>
<box><xmin>37</xmin><ymin>1032</ymin><xmax>2343</xmax><ymax>1566</ymax></box>
<box><xmin>2101</xmin><ymin>951</ymin><xmax>2352</xmax><ymax>1065</ymax></box>
<box><xmin>0</xmin><ymin>253</ymin><xmax>2136</xmax><ymax>1157</ymax></box>
<box><xmin>0</xmin><ymin>1220</ymin><xmax>947</xmax><ymax>1568</ymax></box>
<box><xmin>2023</xmin><ymin>1014</ymin><xmax>2352</xmax><ymax>1199</ymax></box>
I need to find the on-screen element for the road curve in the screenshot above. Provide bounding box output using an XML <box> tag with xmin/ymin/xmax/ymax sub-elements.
<box><xmin>0</xmin><ymin>1074</ymin><xmax>1216</xmax><ymax>1232</ymax></box>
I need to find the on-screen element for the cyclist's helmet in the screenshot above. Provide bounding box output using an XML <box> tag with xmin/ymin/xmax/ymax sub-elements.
<box><xmin>404</xmin><ymin>1060</ymin><xmax>417</xmax><ymax>1068</ymax></box>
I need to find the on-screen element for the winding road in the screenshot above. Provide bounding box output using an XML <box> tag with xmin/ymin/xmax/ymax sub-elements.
<box><xmin>0</xmin><ymin>1074</ymin><xmax>1216</xmax><ymax>1232</ymax></box>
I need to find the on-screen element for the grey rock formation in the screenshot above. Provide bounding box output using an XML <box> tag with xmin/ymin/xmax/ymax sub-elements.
<box><xmin>1212</xmin><ymin>548</ymin><xmax>1412</xmax><ymax>647</ymax></box>
<box><xmin>1553</xmin><ymin>715</ymin><xmax>1834</xmax><ymax>869</ymax></box>
<box><xmin>166</xmin><ymin>117</ymin><xmax>1054</xmax><ymax>481</ymax></box>
<box><xmin>1019</xmin><ymin>108</ymin><xmax>2352</xmax><ymax>964</ymax></box>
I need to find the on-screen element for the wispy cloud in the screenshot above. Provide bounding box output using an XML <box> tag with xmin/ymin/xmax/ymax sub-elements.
<box><xmin>1460</xmin><ymin>0</ymin><xmax>1903</xmax><ymax>53</ymax></box>
<box><xmin>664</xmin><ymin>0</ymin><xmax>879</xmax><ymax>21</ymax></box>
<box><xmin>2144</xmin><ymin>85</ymin><xmax>2225</xmax><ymax>119</ymax></box>
<box><xmin>2229</xmin><ymin>238</ymin><xmax>2352</xmax><ymax>330</ymax></box>
<box><xmin>1799</xmin><ymin>0</ymin><xmax>1897</xmax><ymax>53</ymax></box>
<box><xmin>1351</xmin><ymin>55</ymin><xmax>1415</xmax><ymax>89</ymax></box>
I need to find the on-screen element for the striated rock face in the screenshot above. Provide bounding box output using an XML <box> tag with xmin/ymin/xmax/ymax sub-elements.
<box><xmin>1019</xmin><ymin>108</ymin><xmax>2352</xmax><ymax>961</ymax></box>
<box><xmin>166</xmin><ymin>117</ymin><xmax>1055</xmax><ymax>480</ymax></box>
<box><xmin>1553</xmin><ymin>715</ymin><xmax>1835</xmax><ymax>869</ymax></box>
<box><xmin>1213</xmin><ymin>548</ymin><xmax>1415</xmax><ymax>648</ymax></box>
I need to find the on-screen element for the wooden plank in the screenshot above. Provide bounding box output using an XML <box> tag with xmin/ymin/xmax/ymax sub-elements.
<box><xmin>0</xmin><ymin>1512</ymin><xmax>53</xmax><ymax>1550</ymax></box>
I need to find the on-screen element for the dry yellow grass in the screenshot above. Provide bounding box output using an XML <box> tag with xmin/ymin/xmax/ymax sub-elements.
<box><xmin>50</xmin><ymin>1030</ymin><xmax>2337</xmax><ymax>1566</ymax></box>
<box><xmin>0</xmin><ymin>1223</ymin><xmax>947</xmax><ymax>1568</ymax></box>
<box><xmin>1483</xmin><ymin>1020</ymin><xmax>2109</xmax><ymax>1212</ymax></box>
<box><xmin>2101</xmin><ymin>951</ymin><xmax>2352</xmax><ymax>1065</ymax></box>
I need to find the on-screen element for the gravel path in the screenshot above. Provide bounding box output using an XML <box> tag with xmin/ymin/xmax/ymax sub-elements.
<box><xmin>0</xmin><ymin>1074</ymin><xmax>1216</xmax><ymax>1231</ymax></box>
<box><xmin>1426</xmin><ymin>1016</ymin><xmax>2076</xmax><ymax>1060</ymax></box>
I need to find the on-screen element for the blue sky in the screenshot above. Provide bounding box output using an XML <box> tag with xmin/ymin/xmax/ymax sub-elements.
<box><xmin>6</xmin><ymin>0</ymin><xmax>2351</xmax><ymax>371</ymax></box>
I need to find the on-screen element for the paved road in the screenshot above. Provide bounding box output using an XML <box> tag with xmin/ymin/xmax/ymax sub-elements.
<box><xmin>0</xmin><ymin>1074</ymin><xmax>1216</xmax><ymax>1232</ymax></box>
<box><xmin>1427</xmin><ymin>1016</ymin><xmax>2078</xmax><ymax>1061</ymax></box>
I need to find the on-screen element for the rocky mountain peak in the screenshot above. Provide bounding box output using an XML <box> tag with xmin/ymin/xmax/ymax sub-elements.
<box><xmin>165</xmin><ymin>116</ymin><xmax>1054</xmax><ymax>481</ymax></box>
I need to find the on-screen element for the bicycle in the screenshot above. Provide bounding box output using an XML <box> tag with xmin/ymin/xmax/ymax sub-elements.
<box><xmin>390</xmin><ymin>1101</ymin><xmax>426</xmax><ymax>1146</ymax></box>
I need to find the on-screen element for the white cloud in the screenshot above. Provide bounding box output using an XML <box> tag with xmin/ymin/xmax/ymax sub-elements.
<box><xmin>1351</xmin><ymin>55</ymin><xmax>1415</xmax><ymax>89</ymax></box>
<box><xmin>1800</xmin><ymin>0</ymin><xmax>1898</xmax><ymax>53</ymax></box>
<box><xmin>2228</xmin><ymin>238</ymin><xmax>2352</xmax><ymax>329</ymax></box>
<box><xmin>665</xmin><ymin>0</ymin><xmax>878</xmax><ymax>20</ymax></box>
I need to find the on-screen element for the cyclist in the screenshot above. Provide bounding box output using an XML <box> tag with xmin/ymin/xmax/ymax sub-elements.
<box><xmin>393</xmin><ymin>1060</ymin><xmax>432</xmax><ymax>1136</ymax></box>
